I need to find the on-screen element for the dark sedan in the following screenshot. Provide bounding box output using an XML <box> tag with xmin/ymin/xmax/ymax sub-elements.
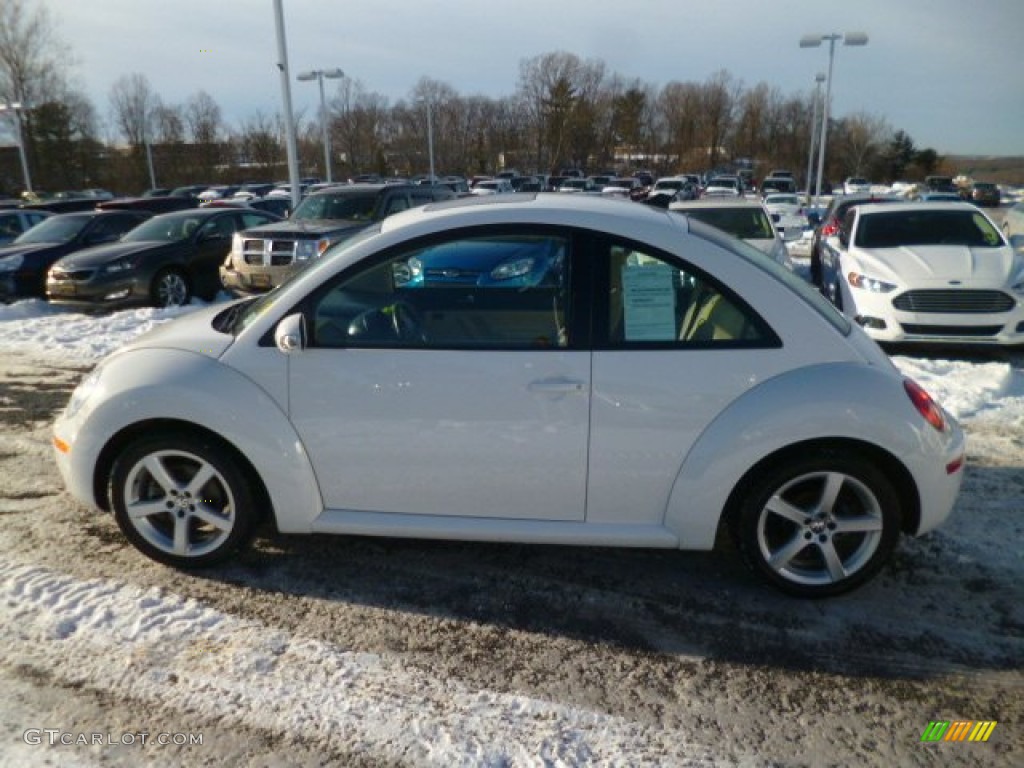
<box><xmin>0</xmin><ymin>211</ymin><xmax>150</xmax><ymax>302</ymax></box>
<box><xmin>46</xmin><ymin>208</ymin><xmax>280</xmax><ymax>309</ymax></box>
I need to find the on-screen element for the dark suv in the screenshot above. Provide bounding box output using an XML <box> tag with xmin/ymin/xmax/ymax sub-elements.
<box><xmin>220</xmin><ymin>184</ymin><xmax>455</xmax><ymax>295</ymax></box>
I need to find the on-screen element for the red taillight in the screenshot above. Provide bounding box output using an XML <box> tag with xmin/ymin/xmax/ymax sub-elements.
<box><xmin>822</xmin><ymin>219</ymin><xmax>839</xmax><ymax>237</ymax></box>
<box><xmin>904</xmin><ymin>378</ymin><xmax>945</xmax><ymax>432</ymax></box>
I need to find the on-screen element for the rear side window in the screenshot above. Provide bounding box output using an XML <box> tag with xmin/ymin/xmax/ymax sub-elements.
<box><xmin>602</xmin><ymin>240</ymin><xmax>775</xmax><ymax>347</ymax></box>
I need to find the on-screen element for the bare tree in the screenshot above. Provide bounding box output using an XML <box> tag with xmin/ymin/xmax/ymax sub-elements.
<box><xmin>699</xmin><ymin>70</ymin><xmax>740</xmax><ymax>170</ymax></box>
<box><xmin>151</xmin><ymin>103</ymin><xmax>184</xmax><ymax>144</ymax></box>
<box><xmin>834</xmin><ymin>112</ymin><xmax>891</xmax><ymax>178</ymax></box>
<box><xmin>0</xmin><ymin>0</ymin><xmax>69</xmax><ymax>106</ymax></box>
<box><xmin>109</xmin><ymin>73</ymin><xmax>157</xmax><ymax>146</ymax></box>
<box><xmin>331</xmin><ymin>78</ymin><xmax>390</xmax><ymax>176</ymax></box>
<box><xmin>185</xmin><ymin>90</ymin><xmax>221</xmax><ymax>145</ymax></box>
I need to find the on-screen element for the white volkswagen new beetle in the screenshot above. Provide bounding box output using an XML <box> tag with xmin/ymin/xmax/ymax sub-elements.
<box><xmin>53</xmin><ymin>195</ymin><xmax>965</xmax><ymax>597</ymax></box>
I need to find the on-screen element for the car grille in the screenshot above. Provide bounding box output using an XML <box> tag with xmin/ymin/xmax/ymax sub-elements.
<box><xmin>892</xmin><ymin>290</ymin><xmax>1015</xmax><ymax>314</ymax></box>
<box><xmin>900</xmin><ymin>324</ymin><xmax>1003</xmax><ymax>337</ymax></box>
<box><xmin>240</xmin><ymin>239</ymin><xmax>296</xmax><ymax>266</ymax></box>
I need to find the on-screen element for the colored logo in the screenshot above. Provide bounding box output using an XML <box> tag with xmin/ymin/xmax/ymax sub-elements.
<box><xmin>920</xmin><ymin>721</ymin><xmax>997</xmax><ymax>743</ymax></box>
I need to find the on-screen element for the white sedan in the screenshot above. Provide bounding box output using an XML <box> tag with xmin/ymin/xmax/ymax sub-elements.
<box><xmin>52</xmin><ymin>195</ymin><xmax>964</xmax><ymax>597</ymax></box>
<box><xmin>821</xmin><ymin>201</ymin><xmax>1024</xmax><ymax>345</ymax></box>
<box><xmin>762</xmin><ymin>193</ymin><xmax>808</xmax><ymax>238</ymax></box>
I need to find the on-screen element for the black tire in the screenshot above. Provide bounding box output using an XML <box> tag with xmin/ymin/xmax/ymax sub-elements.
<box><xmin>109</xmin><ymin>432</ymin><xmax>258</xmax><ymax>568</ymax></box>
<box><xmin>732</xmin><ymin>453</ymin><xmax>901</xmax><ymax>597</ymax></box>
<box><xmin>151</xmin><ymin>267</ymin><xmax>192</xmax><ymax>308</ymax></box>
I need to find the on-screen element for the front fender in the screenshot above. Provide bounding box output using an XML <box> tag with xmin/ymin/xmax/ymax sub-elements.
<box><xmin>664</xmin><ymin>362</ymin><xmax>955</xmax><ymax>548</ymax></box>
<box><xmin>57</xmin><ymin>348</ymin><xmax>321</xmax><ymax>533</ymax></box>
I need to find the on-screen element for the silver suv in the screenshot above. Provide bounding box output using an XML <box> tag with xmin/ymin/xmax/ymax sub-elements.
<box><xmin>220</xmin><ymin>184</ymin><xmax>455</xmax><ymax>295</ymax></box>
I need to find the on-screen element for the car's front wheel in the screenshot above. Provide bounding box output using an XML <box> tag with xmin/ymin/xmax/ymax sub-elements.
<box><xmin>733</xmin><ymin>454</ymin><xmax>901</xmax><ymax>597</ymax></box>
<box><xmin>109</xmin><ymin>433</ymin><xmax>258</xmax><ymax>568</ymax></box>
<box><xmin>151</xmin><ymin>268</ymin><xmax>191</xmax><ymax>308</ymax></box>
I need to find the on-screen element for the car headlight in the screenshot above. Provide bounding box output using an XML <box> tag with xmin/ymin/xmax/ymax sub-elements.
<box><xmin>490</xmin><ymin>257</ymin><xmax>535</xmax><ymax>281</ymax></box>
<box><xmin>295</xmin><ymin>238</ymin><xmax>331</xmax><ymax>262</ymax></box>
<box><xmin>0</xmin><ymin>254</ymin><xmax>23</xmax><ymax>273</ymax></box>
<box><xmin>101</xmin><ymin>257</ymin><xmax>138</xmax><ymax>275</ymax></box>
<box><xmin>393</xmin><ymin>256</ymin><xmax>422</xmax><ymax>286</ymax></box>
<box><xmin>847</xmin><ymin>272</ymin><xmax>897</xmax><ymax>293</ymax></box>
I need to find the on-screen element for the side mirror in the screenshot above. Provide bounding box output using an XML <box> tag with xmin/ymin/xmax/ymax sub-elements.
<box><xmin>770</xmin><ymin>213</ymin><xmax>780</xmax><ymax>223</ymax></box>
<box><xmin>838</xmin><ymin>230</ymin><xmax>850</xmax><ymax>249</ymax></box>
<box><xmin>275</xmin><ymin>313</ymin><xmax>306</xmax><ymax>353</ymax></box>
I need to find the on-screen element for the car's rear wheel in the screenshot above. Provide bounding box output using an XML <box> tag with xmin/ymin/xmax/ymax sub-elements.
<box><xmin>733</xmin><ymin>454</ymin><xmax>901</xmax><ymax>597</ymax></box>
<box><xmin>109</xmin><ymin>433</ymin><xmax>257</xmax><ymax>568</ymax></box>
<box><xmin>151</xmin><ymin>268</ymin><xmax>191</xmax><ymax>308</ymax></box>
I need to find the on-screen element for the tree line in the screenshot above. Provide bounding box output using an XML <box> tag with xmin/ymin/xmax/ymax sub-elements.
<box><xmin>0</xmin><ymin>0</ymin><xmax>945</xmax><ymax>197</ymax></box>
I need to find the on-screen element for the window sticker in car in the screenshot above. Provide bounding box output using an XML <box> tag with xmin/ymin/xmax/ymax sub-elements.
<box><xmin>621</xmin><ymin>261</ymin><xmax>677</xmax><ymax>341</ymax></box>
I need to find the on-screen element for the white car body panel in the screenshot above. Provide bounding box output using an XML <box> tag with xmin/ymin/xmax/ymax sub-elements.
<box><xmin>287</xmin><ymin>348</ymin><xmax>590</xmax><ymax>520</ymax></box>
<box><xmin>53</xmin><ymin>196</ymin><xmax>965</xmax><ymax>562</ymax></box>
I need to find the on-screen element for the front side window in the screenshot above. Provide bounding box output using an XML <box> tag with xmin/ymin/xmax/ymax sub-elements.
<box><xmin>311</xmin><ymin>231</ymin><xmax>569</xmax><ymax>349</ymax></box>
<box><xmin>604</xmin><ymin>242</ymin><xmax>772</xmax><ymax>346</ymax></box>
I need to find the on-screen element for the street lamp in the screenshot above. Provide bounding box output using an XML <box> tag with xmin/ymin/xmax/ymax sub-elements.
<box><xmin>800</xmin><ymin>32</ymin><xmax>869</xmax><ymax>201</ymax></box>
<box><xmin>0</xmin><ymin>102</ymin><xmax>33</xmax><ymax>194</ymax></box>
<box><xmin>804</xmin><ymin>73</ymin><xmax>826</xmax><ymax>207</ymax></box>
<box><xmin>424</xmin><ymin>98</ymin><xmax>435</xmax><ymax>183</ymax></box>
<box><xmin>296</xmin><ymin>67</ymin><xmax>344</xmax><ymax>183</ymax></box>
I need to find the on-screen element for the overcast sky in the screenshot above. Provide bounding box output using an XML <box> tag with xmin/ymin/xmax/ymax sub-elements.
<box><xmin>36</xmin><ymin>0</ymin><xmax>1024</xmax><ymax>157</ymax></box>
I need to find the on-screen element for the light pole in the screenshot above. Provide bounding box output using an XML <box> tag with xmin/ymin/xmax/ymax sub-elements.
<box><xmin>425</xmin><ymin>98</ymin><xmax>435</xmax><ymax>183</ymax></box>
<box><xmin>272</xmin><ymin>0</ymin><xmax>302</xmax><ymax>211</ymax></box>
<box><xmin>0</xmin><ymin>102</ymin><xmax>33</xmax><ymax>194</ymax></box>
<box><xmin>296</xmin><ymin>67</ymin><xmax>344</xmax><ymax>183</ymax></box>
<box><xmin>800</xmin><ymin>32</ymin><xmax>868</xmax><ymax>201</ymax></box>
<box><xmin>804</xmin><ymin>73</ymin><xmax>826</xmax><ymax>208</ymax></box>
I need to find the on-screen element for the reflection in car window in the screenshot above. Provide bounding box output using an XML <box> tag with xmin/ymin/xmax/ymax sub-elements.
<box><xmin>607</xmin><ymin>244</ymin><xmax>770</xmax><ymax>345</ymax></box>
<box><xmin>123</xmin><ymin>215</ymin><xmax>203</xmax><ymax>243</ymax></box>
<box><xmin>682</xmin><ymin>208</ymin><xmax>774</xmax><ymax>239</ymax></box>
<box><xmin>14</xmin><ymin>214</ymin><xmax>89</xmax><ymax>244</ymax></box>
<box><xmin>292</xmin><ymin>193</ymin><xmax>377</xmax><ymax>221</ymax></box>
<box><xmin>312</xmin><ymin>233</ymin><xmax>569</xmax><ymax>349</ymax></box>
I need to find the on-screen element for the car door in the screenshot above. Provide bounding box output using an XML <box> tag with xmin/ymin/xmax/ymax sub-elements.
<box><xmin>286</xmin><ymin>226</ymin><xmax>590</xmax><ymax>521</ymax></box>
<box><xmin>586</xmin><ymin>236</ymin><xmax>785</xmax><ymax>530</ymax></box>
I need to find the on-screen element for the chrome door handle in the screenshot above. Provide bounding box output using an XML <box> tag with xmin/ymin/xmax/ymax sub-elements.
<box><xmin>527</xmin><ymin>377</ymin><xmax>586</xmax><ymax>394</ymax></box>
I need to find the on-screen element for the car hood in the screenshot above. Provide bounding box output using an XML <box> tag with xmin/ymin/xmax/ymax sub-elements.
<box><xmin>54</xmin><ymin>241</ymin><xmax>173</xmax><ymax>269</ymax></box>
<box><xmin>0</xmin><ymin>242</ymin><xmax>63</xmax><ymax>262</ymax></box>
<box><xmin>852</xmin><ymin>244</ymin><xmax>1019</xmax><ymax>286</ymax></box>
<box><xmin>245</xmin><ymin>220</ymin><xmax>368</xmax><ymax>237</ymax></box>
<box><xmin>113</xmin><ymin>302</ymin><xmax>234</xmax><ymax>360</ymax></box>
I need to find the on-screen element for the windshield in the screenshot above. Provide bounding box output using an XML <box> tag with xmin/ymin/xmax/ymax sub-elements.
<box><xmin>293</xmin><ymin>192</ymin><xmax>377</xmax><ymax>221</ymax></box>
<box><xmin>14</xmin><ymin>215</ymin><xmax>89</xmax><ymax>244</ymax></box>
<box><xmin>766</xmin><ymin>195</ymin><xmax>799</xmax><ymax>206</ymax></box>
<box><xmin>655</xmin><ymin>180</ymin><xmax>684</xmax><ymax>190</ymax></box>
<box><xmin>683</xmin><ymin>208</ymin><xmax>775</xmax><ymax>240</ymax></box>
<box><xmin>123</xmin><ymin>214</ymin><xmax>205</xmax><ymax>243</ymax></box>
<box><xmin>855</xmin><ymin>210</ymin><xmax>1004</xmax><ymax>249</ymax></box>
